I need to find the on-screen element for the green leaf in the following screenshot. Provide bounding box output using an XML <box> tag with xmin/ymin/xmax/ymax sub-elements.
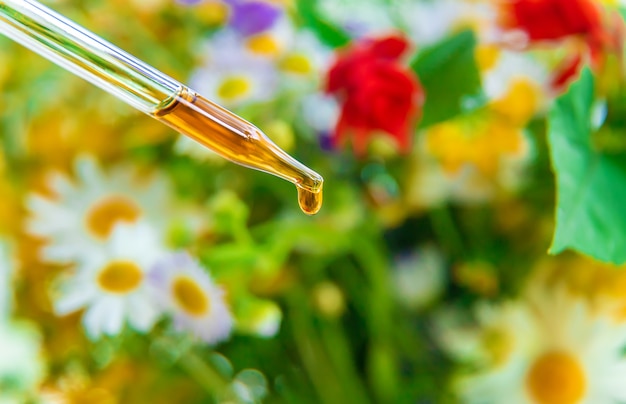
<box><xmin>548</xmin><ymin>68</ymin><xmax>626</xmax><ymax>264</ymax></box>
<box><xmin>294</xmin><ymin>0</ymin><xmax>351</xmax><ymax>49</ymax></box>
<box><xmin>410</xmin><ymin>30</ymin><xmax>484</xmax><ymax>128</ymax></box>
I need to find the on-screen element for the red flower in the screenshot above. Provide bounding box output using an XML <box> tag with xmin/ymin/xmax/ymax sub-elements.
<box><xmin>504</xmin><ymin>0</ymin><xmax>603</xmax><ymax>42</ymax></box>
<box><xmin>325</xmin><ymin>35</ymin><xmax>424</xmax><ymax>155</ymax></box>
<box><xmin>501</xmin><ymin>0</ymin><xmax>624</xmax><ymax>91</ymax></box>
<box><xmin>550</xmin><ymin>52</ymin><xmax>584</xmax><ymax>90</ymax></box>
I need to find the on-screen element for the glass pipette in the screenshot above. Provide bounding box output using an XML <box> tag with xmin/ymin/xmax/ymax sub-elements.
<box><xmin>0</xmin><ymin>0</ymin><xmax>323</xmax><ymax>214</ymax></box>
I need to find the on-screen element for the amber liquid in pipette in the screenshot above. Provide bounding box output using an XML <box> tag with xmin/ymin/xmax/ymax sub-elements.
<box><xmin>153</xmin><ymin>88</ymin><xmax>323</xmax><ymax>215</ymax></box>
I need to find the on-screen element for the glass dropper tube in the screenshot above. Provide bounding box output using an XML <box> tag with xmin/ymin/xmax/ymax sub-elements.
<box><xmin>0</xmin><ymin>0</ymin><xmax>323</xmax><ymax>214</ymax></box>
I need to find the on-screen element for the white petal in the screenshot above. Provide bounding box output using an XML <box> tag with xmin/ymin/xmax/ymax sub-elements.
<box><xmin>54</xmin><ymin>286</ymin><xmax>94</xmax><ymax>315</ymax></box>
<box><xmin>40</xmin><ymin>243</ymin><xmax>75</xmax><ymax>264</ymax></box>
<box><xmin>127</xmin><ymin>294</ymin><xmax>160</xmax><ymax>332</ymax></box>
<box><xmin>83</xmin><ymin>299</ymin><xmax>110</xmax><ymax>339</ymax></box>
<box><xmin>74</xmin><ymin>156</ymin><xmax>103</xmax><ymax>186</ymax></box>
<box><xmin>47</xmin><ymin>171</ymin><xmax>76</xmax><ymax>196</ymax></box>
<box><xmin>102</xmin><ymin>298</ymin><xmax>125</xmax><ymax>336</ymax></box>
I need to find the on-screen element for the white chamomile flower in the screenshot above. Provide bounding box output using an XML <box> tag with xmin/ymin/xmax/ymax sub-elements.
<box><xmin>241</xmin><ymin>14</ymin><xmax>294</xmax><ymax>60</ymax></box>
<box><xmin>190</xmin><ymin>30</ymin><xmax>279</xmax><ymax>107</ymax></box>
<box><xmin>53</xmin><ymin>223</ymin><xmax>165</xmax><ymax>339</ymax></box>
<box><xmin>27</xmin><ymin>156</ymin><xmax>174</xmax><ymax>264</ymax></box>
<box><xmin>278</xmin><ymin>30</ymin><xmax>333</xmax><ymax>93</ymax></box>
<box><xmin>451</xmin><ymin>290</ymin><xmax>626</xmax><ymax>404</ymax></box>
<box><xmin>149</xmin><ymin>252</ymin><xmax>233</xmax><ymax>344</ymax></box>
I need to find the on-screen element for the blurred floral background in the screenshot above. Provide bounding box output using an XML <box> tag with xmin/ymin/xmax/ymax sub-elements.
<box><xmin>1</xmin><ymin>0</ymin><xmax>626</xmax><ymax>402</ymax></box>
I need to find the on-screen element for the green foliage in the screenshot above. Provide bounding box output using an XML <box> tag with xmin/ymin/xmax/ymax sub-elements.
<box><xmin>294</xmin><ymin>0</ymin><xmax>351</xmax><ymax>49</ymax></box>
<box><xmin>410</xmin><ymin>30</ymin><xmax>484</xmax><ymax>128</ymax></box>
<box><xmin>549</xmin><ymin>68</ymin><xmax>626</xmax><ymax>264</ymax></box>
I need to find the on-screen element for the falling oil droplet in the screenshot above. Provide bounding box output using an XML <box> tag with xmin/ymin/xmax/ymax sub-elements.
<box><xmin>297</xmin><ymin>185</ymin><xmax>323</xmax><ymax>215</ymax></box>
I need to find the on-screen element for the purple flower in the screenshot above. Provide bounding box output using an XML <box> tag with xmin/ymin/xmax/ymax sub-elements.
<box><xmin>226</xmin><ymin>0</ymin><xmax>282</xmax><ymax>37</ymax></box>
<box><xmin>319</xmin><ymin>131</ymin><xmax>335</xmax><ymax>152</ymax></box>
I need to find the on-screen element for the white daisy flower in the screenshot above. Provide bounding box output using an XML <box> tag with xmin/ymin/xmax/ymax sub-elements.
<box><xmin>27</xmin><ymin>156</ymin><xmax>174</xmax><ymax>265</ymax></box>
<box><xmin>190</xmin><ymin>30</ymin><xmax>280</xmax><ymax>107</ymax></box>
<box><xmin>53</xmin><ymin>222</ymin><xmax>165</xmax><ymax>339</ymax></box>
<box><xmin>278</xmin><ymin>30</ymin><xmax>332</xmax><ymax>81</ymax></box>
<box><xmin>149</xmin><ymin>252</ymin><xmax>233</xmax><ymax>344</ymax></box>
<box><xmin>241</xmin><ymin>14</ymin><xmax>294</xmax><ymax>60</ymax></box>
<box><xmin>446</xmin><ymin>289</ymin><xmax>626</xmax><ymax>404</ymax></box>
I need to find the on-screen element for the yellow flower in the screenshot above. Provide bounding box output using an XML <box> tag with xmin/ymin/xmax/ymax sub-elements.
<box><xmin>425</xmin><ymin>114</ymin><xmax>526</xmax><ymax>177</ymax></box>
<box><xmin>490</xmin><ymin>78</ymin><xmax>541</xmax><ymax>127</ymax></box>
<box><xmin>475</xmin><ymin>44</ymin><xmax>500</xmax><ymax>72</ymax></box>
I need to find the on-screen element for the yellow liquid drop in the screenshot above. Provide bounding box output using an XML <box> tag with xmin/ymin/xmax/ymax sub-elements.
<box><xmin>153</xmin><ymin>87</ymin><xmax>324</xmax><ymax>215</ymax></box>
<box><xmin>297</xmin><ymin>185</ymin><xmax>323</xmax><ymax>216</ymax></box>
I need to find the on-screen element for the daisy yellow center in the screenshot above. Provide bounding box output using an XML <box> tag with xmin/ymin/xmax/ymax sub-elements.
<box><xmin>86</xmin><ymin>195</ymin><xmax>141</xmax><ymax>238</ymax></box>
<box><xmin>526</xmin><ymin>351</ymin><xmax>586</xmax><ymax>404</ymax></box>
<box><xmin>98</xmin><ymin>261</ymin><xmax>143</xmax><ymax>294</ymax></box>
<box><xmin>217</xmin><ymin>76</ymin><xmax>251</xmax><ymax>101</ymax></box>
<box><xmin>246</xmin><ymin>34</ymin><xmax>280</xmax><ymax>56</ymax></box>
<box><xmin>172</xmin><ymin>276</ymin><xmax>210</xmax><ymax>316</ymax></box>
<box><xmin>280</xmin><ymin>54</ymin><xmax>313</xmax><ymax>75</ymax></box>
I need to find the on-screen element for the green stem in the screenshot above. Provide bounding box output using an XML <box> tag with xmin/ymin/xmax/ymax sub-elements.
<box><xmin>178</xmin><ymin>351</ymin><xmax>230</xmax><ymax>396</ymax></box>
<box><xmin>429</xmin><ymin>205</ymin><xmax>466</xmax><ymax>256</ymax></box>
<box><xmin>319</xmin><ymin>319</ymin><xmax>372</xmax><ymax>404</ymax></box>
<box><xmin>351</xmin><ymin>233</ymin><xmax>399</xmax><ymax>402</ymax></box>
<box><xmin>287</xmin><ymin>290</ymin><xmax>348</xmax><ymax>403</ymax></box>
